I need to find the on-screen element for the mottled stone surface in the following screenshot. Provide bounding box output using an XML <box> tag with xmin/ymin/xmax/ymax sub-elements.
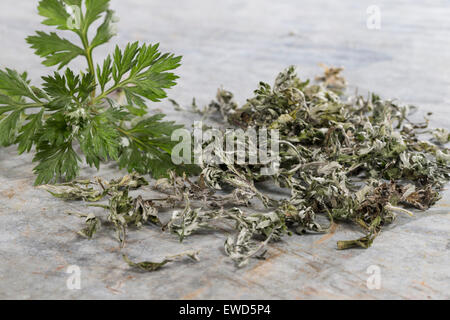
<box><xmin>0</xmin><ymin>0</ymin><xmax>449</xmax><ymax>299</ymax></box>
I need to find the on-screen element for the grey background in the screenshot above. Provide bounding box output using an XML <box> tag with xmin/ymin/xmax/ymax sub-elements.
<box><xmin>0</xmin><ymin>0</ymin><xmax>449</xmax><ymax>299</ymax></box>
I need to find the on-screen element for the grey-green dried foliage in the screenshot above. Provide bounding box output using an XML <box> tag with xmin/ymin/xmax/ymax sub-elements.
<box><xmin>123</xmin><ymin>250</ymin><xmax>200</xmax><ymax>272</ymax></box>
<box><xmin>191</xmin><ymin>65</ymin><xmax>448</xmax><ymax>255</ymax></box>
<box><xmin>43</xmin><ymin>65</ymin><xmax>449</xmax><ymax>269</ymax></box>
<box><xmin>43</xmin><ymin>173</ymin><xmax>201</xmax><ymax>272</ymax></box>
<box><xmin>0</xmin><ymin>0</ymin><xmax>197</xmax><ymax>185</ymax></box>
<box><xmin>42</xmin><ymin>173</ymin><xmax>157</xmax><ymax>245</ymax></box>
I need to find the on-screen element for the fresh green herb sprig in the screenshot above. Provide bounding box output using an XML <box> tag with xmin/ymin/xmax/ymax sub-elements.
<box><xmin>0</xmin><ymin>0</ymin><xmax>194</xmax><ymax>185</ymax></box>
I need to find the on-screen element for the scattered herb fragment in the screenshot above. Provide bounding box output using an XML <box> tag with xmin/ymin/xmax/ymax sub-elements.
<box><xmin>123</xmin><ymin>250</ymin><xmax>200</xmax><ymax>272</ymax></box>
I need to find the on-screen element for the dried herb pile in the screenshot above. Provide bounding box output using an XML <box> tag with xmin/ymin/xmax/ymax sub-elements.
<box><xmin>42</xmin><ymin>66</ymin><xmax>450</xmax><ymax>270</ymax></box>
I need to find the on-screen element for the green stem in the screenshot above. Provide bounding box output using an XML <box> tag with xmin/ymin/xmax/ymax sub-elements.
<box><xmin>78</xmin><ymin>31</ymin><xmax>96</xmax><ymax>100</ymax></box>
<box><xmin>15</xmin><ymin>103</ymin><xmax>44</xmax><ymax>109</ymax></box>
<box><xmin>91</xmin><ymin>79</ymin><xmax>131</xmax><ymax>105</ymax></box>
<box><xmin>85</xmin><ymin>48</ymin><xmax>96</xmax><ymax>79</ymax></box>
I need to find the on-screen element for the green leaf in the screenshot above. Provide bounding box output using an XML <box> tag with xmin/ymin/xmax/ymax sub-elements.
<box><xmin>116</xmin><ymin>114</ymin><xmax>196</xmax><ymax>178</ymax></box>
<box><xmin>118</xmin><ymin>141</ymin><xmax>186</xmax><ymax>178</ymax></box>
<box><xmin>0</xmin><ymin>70</ymin><xmax>43</xmax><ymax>148</ymax></box>
<box><xmin>130</xmin><ymin>114</ymin><xmax>183</xmax><ymax>138</ymax></box>
<box><xmin>101</xmin><ymin>103</ymin><xmax>132</xmax><ymax>122</ymax></box>
<box><xmin>79</xmin><ymin>115</ymin><xmax>120</xmax><ymax>169</ymax></box>
<box><xmin>123</xmin><ymin>89</ymin><xmax>147</xmax><ymax>110</ymax></box>
<box><xmin>126</xmin><ymin>45</ymin><xmax>182</xmax><ymax>102</ymax></box>
<box><xmin>37</xmin><ymin>112</ymin><xmax>71</xmax><ymax>146</ymax></box>
<box><xmin>33</xmin><ymin>141</ymin><xmax>81</xmax><ymax>185</ymax></box>
<box><xmin>130</xmin><ymin>43</ymin><xmax>162</xmax><ymax>74</ymax></box>
<box><xmin>65</xmin><ymin>0</ymin><xmax>82</xmax><ymax>5</ymax></box>
<box><xmin>84</xmin><ymin>0</ymin><xmax>110</xmax><ymax>30</ymax></box>
<box><xmin>96</xmin><ymin>55</ymin><xmax>112</xmax><ymax>92</ymax></box>
<box><xmin>100</xmin><ymin>43</ymin><xmax>181</xmax><ymax>114</ymax></box>
<box><xmin>0</xmin><ymin>105</ymin><xmax>17</xmax><ymax>116</ymax></box>
<box><xmin>42</xmin><ymin>69</ymin><xmax>95</xmax><ymax>105</ymax></box>
<box><xmin>31</xmin><ymin>112</ymin><xmax>81</xmax><ymax>184</ymax></box>
<box><xmin>0</xmin><ymin>69</ymin><xmax>37</xmax><ymax>100</ymax></box>
<box><xmin>42</xmin><ymin>72</ymin><xmax>69</xmax><ymax>98</ymax></box>
<box><xmin>77</xmin><ymin>72</ymin><xmax>96</xmax><ymax>101</ymax></box>
<box><xmin>17</xmin><ymin>109</ymin><xmax>45</xmax><ymax>154</ymax></box>
<box><xmin>123</xmin><ymin>104</ymin><xmax>147</xmax><ymax>117</ymax></box>
<box><xmin>91</xmin><ymin>9</ymin><xmax>117</xmax><ymax>49</ymax></box>
<box><xmin>97</xmin><ymin>43</ymin><xmax>181</xmax><ymax>114</ymax></box>
<box><xmin>27</xmin><ymin>32</ymin><xmax>84</xmax><ymax>69</ymax></box>
<box><xmin>0</xmin><ymin>109</ymin><xmax>23</xmax><ymax>146</ymax></box>
<box><xmin>147</xmin><ymin>150</ymin><xmax>184</xmax><ymax>178</ymax></box>
<box><xmin>112</xmin><ymin>42</ymin><xmax>140</xmax><ymax>83</ymax></box>
<box><xmin>37</xmin><ymin>0</ymin><xmax>72</xmax><ymax>30</ymax></box>
<box><xmin>125</xmin><ymin>70</ymin><xmax>179</xmax><ymax>102</ymax></box>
